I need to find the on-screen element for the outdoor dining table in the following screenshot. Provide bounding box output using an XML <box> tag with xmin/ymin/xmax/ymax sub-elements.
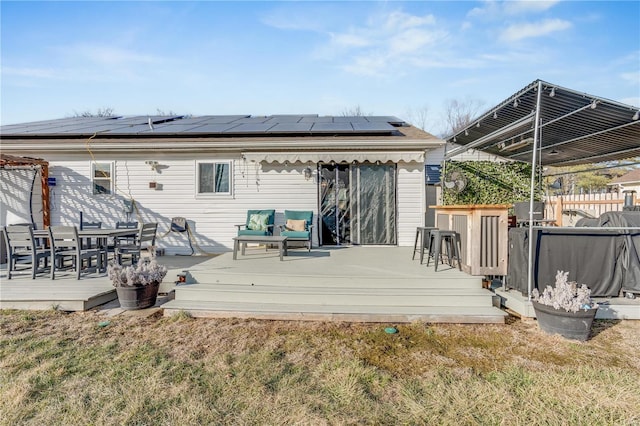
<box><xmin>33</xmin><ymin>228</ymin><xmax>138</xmax><ymax>272</ymax></box>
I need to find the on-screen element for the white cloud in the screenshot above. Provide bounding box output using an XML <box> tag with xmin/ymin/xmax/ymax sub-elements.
<box><xmin>468</xmin><ymin>0</ymin><xmax>560</xmax><ymax>19</ymax></box>
<box><xmin>70</xmin><ymin>44</ymin><xmax>159</xmax><ymax>65</ymax></box>
<box><xmin>327</xmin><ymin>10</ymin><xmax>449</xmax><ymax>76</ymax></box>
<box><xmin>2</xmin><ymin>66</ymin><xmax>58</xmax><ymax>79</ymax></box>
<box><xmin>620</xmin><ymin>71</ymin><xmax>640</xmax><ymax>85</ymax></box>
<box><xmin>503</xmin><ymin>1</ymin><xmax>560</xmax><ymax>15</ymax></box>
<box><xmin>500</xmin><ymin>19</ymin><xmax>572</xmax><ymax>42</ymax></box>
<box><xmin>330</xmin><ymin>33</ymin><xmax>371</xmax><ymax>48</ymax></box>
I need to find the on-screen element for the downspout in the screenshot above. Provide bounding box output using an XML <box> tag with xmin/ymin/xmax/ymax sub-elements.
<box><xmin>527</xmin><ymin>80</ymin><xmax>543</xmax><ymax>300</ymax></box>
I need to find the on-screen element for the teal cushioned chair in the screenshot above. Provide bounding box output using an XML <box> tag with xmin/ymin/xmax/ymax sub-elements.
<box><xmin>236</xmin><ymin>209</ymin><xmax>276</xmax><ymax>236</ymax></box>
<box><xmin>278</xmin><ymin>210</ymin><xmax>313</xmax><ymax>251</ymax></box>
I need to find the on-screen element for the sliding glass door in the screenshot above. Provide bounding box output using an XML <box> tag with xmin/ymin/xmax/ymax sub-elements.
<box><xmin>319</xmin><ymin>163</ymin><xmax>396</xmax><ymax>245</ymax></box>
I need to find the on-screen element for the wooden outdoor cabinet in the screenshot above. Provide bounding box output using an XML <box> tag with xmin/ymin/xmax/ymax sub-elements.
<box><xmin>431</xmin><ymin>204</ymin><xmax>510</xmax><ymax>276</ymax></box>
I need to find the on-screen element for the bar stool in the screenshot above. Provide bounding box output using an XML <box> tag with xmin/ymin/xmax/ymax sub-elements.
<box><xmin>427</xmin><ymin>229</ymin><xmax>462</xmax><ymax>271</ymax></box>
<box><xmin>412</xmin><ymin>226</ymin><xmax>438</xmax><ymax>263</ymax></box>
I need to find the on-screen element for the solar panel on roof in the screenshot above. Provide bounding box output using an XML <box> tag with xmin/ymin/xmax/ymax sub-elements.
<box><xmin>223</xmin><ymin>123</ymin><xmax>276</xmax><ymax>133</ymax></box>
<box><xmin>264</xmin><ymin>115</ymin><xmax>304</xmax><ymax>123</ymax></box>
<box><xmin>267</xmin><ymin>123</ymin><xmax>313</xmax><ymax>133</ymax></box>
<box><xmin>351</xmin><ymin>122</ymin><xmax>395</xmax><ymax>132</ymax></box>
<box><xmin>187</xmin><ymin>123</ymin><xmax>242</xmax><ymax>133</ymax></box>
<box><xmin>310</xmin><ymin>122</ymin><xmax>354</xmax><ymax>132</ymax></box>
<box><xmin>299</xmin><ymin>116</ymin><xmax>333</xmax><ymax>123</ymax></box>
<box><xmin>366</xmin><ymin>116</ymin><xmax>404</xmax><ymax>125</ymax></box>
<box><xmin>232</xmin><ymin>117</ymin><xmax>270</xmax><ymax>124</ymax></box>
<box><xmin>333</xmin><ymin>116</ymin><xmax>368</xmax><ymax>123</ymax></box>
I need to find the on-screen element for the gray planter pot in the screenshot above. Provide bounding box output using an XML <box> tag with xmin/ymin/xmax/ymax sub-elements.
<box><xmin>115</xmin><ymin>281</ymin><xmax>160</xmax><ymax>310</ymax></box>
<box><xmin>532</xmin><ymin>301</ymin><xmax>598</xmax><ymax>341</ymax></box>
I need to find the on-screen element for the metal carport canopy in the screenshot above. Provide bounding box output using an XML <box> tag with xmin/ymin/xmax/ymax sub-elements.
<box><xmin>444</xmin><ymin>79</ymin><xmax>640</xmax><ymax>167</ymax></box>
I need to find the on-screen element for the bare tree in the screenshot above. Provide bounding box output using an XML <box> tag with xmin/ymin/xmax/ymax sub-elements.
<box><xmin>341</xmin><ymin>105</ymin><xmax>372</xmax><ymax>116</ymax></box>
<box><xmin>441</xmin><ymin>98</ymin><xmax>485</xmax><ymax>137</ymax></box>
<box><xmin>72</xmin><ymin>107</ymin><xmax>116</xmax><ymax>117</ymax></box>
<box><xmin>404</xmin><ymin>105</ymin><xmax>430</xmax><ymax>131</ymax></box>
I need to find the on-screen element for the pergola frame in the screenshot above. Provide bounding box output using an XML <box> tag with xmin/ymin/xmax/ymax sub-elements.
<box><xmin>0</xmin><ymin>154</ymin><xmax>51</xmax><ymax>228</ymax></box>
<box><xmin>444</xmin><ymin>79</ymin><xmax>640</xmax><ymax>299</ymax></box>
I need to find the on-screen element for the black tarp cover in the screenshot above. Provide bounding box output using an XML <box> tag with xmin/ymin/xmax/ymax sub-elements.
<box><xmin>507</xmin><ymin>211</ymin><xmax>640</xmax><ymax>297</ymax></box>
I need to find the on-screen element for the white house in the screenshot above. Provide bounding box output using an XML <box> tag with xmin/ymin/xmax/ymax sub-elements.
<box><xmin>1</xmin><ymin>114</ymin><xmax>443</xmax><ymax>254</ymax></box>
<box><xmin>607</xmin><ymin>168</ymin><xmax>640</xmax><ymax>198</ymax></box>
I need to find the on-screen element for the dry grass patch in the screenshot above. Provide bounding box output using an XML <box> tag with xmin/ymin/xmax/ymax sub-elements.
<box><xmin>1</xmin><ymin>310</ymin><xmax>639</xmax><ymax>425</ymax></box>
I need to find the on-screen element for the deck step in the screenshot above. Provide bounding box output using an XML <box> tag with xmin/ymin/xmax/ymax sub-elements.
<box><xmin>161</xmin><ymin>300</ymin><xmax>507</xmax><ymax>324</ymax></box>
<box><xmin>186</xmin><ymin>270</ymin><xmax>483</xmax><ymax>289</ymax></box>
<box><xmin>173</xmin><ymin>282</ymin><xmax>494</xmax><ymax>307</ymax></box>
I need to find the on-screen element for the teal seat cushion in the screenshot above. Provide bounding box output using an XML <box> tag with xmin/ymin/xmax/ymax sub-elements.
<box><xmin>281</xmin><ymin>230</ymin><xmax>310</xmax><ymax>239</ymax></box>
<box><xmin>238</xmin><ymin>229</ymin><xmax>270</xmax><ymax>236</ymax></box>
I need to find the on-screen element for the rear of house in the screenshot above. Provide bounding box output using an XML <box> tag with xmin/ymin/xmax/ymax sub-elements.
<box><xmin>1</xmin><ymin>114</ymin><xmax>443</xmax><ymax>254</ymax></box>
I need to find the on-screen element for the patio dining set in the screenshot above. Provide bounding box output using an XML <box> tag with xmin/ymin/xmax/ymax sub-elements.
<box><xmin>2</xmin><ymin>221</ymin><xmax>158</xmax><ymax>280</ymax></box>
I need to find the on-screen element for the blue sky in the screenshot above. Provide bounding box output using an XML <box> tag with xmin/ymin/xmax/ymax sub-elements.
<box><xmin>2</xmin><ymin>1</ymin><xmax>639</xmax><ymax>135</ymax></box>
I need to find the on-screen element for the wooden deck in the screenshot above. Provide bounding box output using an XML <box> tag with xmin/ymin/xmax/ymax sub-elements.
<box><xmin>0</xmin><ymin>256</ymin><xmax>211</xmax><ymax>312</ymax></box>
<box><xmin>162</xmin><ymin>246</ymin><xmax>509</xmax><ymax>324</ymax></box>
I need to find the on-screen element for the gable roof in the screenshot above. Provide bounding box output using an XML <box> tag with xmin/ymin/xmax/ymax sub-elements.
<box><xmin>444</xmin><ymin>79</ymin><xmax>640</xmax><ymax>167</ymax></box>
<box><xmin>609</xmin><ymin>168</ymin><xmax>640</xmax><ymax>185</ymax></box>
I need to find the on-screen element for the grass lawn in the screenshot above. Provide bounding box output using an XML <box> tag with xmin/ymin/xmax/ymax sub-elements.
<box><xmin>1</xmin><ymin>309</ymin><xmax>639</xmax><ymax>425</ymax></box>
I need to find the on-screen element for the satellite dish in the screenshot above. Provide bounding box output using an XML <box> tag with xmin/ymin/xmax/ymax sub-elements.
<box><xmin>443</xmin><ymin>171</ymin><xmax>468</xmax><ymax>193</ymax></box>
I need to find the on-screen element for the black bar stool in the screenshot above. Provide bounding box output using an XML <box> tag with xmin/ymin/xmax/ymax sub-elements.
<box><xmin>427</xmin><ymin>229</ymin><xmax>462</xmax><ymax>271</ymax></box>
<box><xmin>412</xmin><ymin>226</ymin><xmax>438</xmax><ymax>263</ymax></box>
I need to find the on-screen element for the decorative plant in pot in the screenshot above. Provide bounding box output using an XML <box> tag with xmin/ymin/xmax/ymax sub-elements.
<box><xmin>531</xmin><ymin>270</ymin><xmax>599</xmax><ymax>341</ymax></box>
<box><xmin>108</xmin><ymin>259</ymin><xmax>168</xmax><ymax>310</ymax></box>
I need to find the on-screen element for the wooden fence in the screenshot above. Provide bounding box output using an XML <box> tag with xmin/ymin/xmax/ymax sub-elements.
<box><xmin>544</xmin><ymin>193</ymin><xmax>638</xmax><ymax>226</ymax></box>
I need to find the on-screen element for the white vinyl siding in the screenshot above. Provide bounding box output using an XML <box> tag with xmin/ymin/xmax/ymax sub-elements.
<box><xmin>32</xmin><ymin>154</ymin><xmax>424</xmax><ymax>254</ymax></box>
<box><xmin>396</xmin><ymin>162</ymin><xmax>425</xmax><ymax>247</ymax></box>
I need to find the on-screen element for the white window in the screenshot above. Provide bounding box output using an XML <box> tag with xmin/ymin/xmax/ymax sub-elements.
<box><xmin>196</xmin><ymin>160</ymin><xmax>232</xmax><ymax>195</ymax></box>
<box><xmin>92</xmin><ymin>162</ymin><xmax>113</xmax><ymax>195</ymax></box>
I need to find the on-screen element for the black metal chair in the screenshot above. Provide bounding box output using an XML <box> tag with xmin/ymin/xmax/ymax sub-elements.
<box><xmin>3</xmin><ymin>224</ymin><xmax>50</xmax><ymax>279</ymax></box>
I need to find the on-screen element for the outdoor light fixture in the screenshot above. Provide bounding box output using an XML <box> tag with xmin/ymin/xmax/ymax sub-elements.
<box><xmin>493</xmin><ymin>111</ymin><xmax>498</xmax><ymax>119</ymax></box>
<box><xmin>476</xmin><ymin>121</ymin><xmax>480</xmax><ymax>127</ymax></box>
<box><xmin>303</xmin><ymin>166</ymin><xmax>313</xmax><ymax>181</ymax></box>
<box><xmin>464</xmin><ymin>129</ymin><xmax>469</xmax><ymax>136</ymax></box>
<box><xmin>591</xmin><ymin>100</ymin><xmax>598</xmax><ymax>109</ymax></box>
<box><xmin>145</xmin><ymin>160</ymin><xmax>159</xmax><ymax>171</ymax></box>
<box><xmin>500</xmin><ymin>137</ymin><xmax>534</xmax><ymax>152</ymax></box>
<box><xmin>549</xmin><ymin>87</ymin><xmax>556</xmax><ymax>97</ymax></box>
<box><xmin>548</xmin><ymin>149</ymin><xmax>560</xmax><ymax>156</ymax></box>
<box><xmin>513</xmin><ymin>99</ymin><xmax>519</xmax><ymax>108</ymax></box>
<box><xmin>633</xmin><ymin>110</ymin><xmax>639</xmax><ymax>121</ymax></box>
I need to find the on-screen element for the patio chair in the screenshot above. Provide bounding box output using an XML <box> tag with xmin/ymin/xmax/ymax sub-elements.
<box><xmin>107</xmin><ymin>221</ymin><xmax>139</xmax><ymax>257</ymax></box>
<box><xmin>115</xmin><ymin>222</ymin><xmax>158</xmax><ymax>265</ymax></box>
<box><xmin>278</xmin><ymin>210</ymin><xmax>314</xmax><ymax>251</ymax></box>
<box><xmin>235</xmin><ymin>209</ymin><xmax>276</xmax><ymax>237</ymax></box>
<box><xmin>48</xmin><ymin>225</ymin><xmax>102</xmax><ymax>280</ymax></box>
<box><xmin>80</xmin><ymin>220</ymin><xmax>102</xmax><ymax>249</ymax></box>
<box><xmin>3</xmin><ymin>224</ymin><xmax>51</xmax><ymax>279</ymax></box>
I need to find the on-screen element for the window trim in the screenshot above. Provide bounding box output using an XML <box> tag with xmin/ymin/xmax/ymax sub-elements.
<box><xmin>195</xmin><ymin>160</ymin><xmax>233</xmax><ymax>197</ymax></box>
<box><xmin>91</xmin><ymin>161</ymin><xmax>114</xmax><ymax>195</ymax></box>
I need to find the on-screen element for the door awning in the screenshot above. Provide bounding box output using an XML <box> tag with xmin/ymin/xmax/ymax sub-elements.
<box><xmin>241</xmin><ymin>151</ymin><xmax>425</xmax><ymax>164</ymax></box>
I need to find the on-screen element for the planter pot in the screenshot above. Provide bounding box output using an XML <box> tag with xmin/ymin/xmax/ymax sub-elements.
<box><xmin>115</xmin><ymin>281</ymin><xmax>160</xmax><ymax>310</ymax></box>
<box><xmin>532</xmin><ymin>301</ymin><xmax>598</xmax><ymax>341</ymax></box>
